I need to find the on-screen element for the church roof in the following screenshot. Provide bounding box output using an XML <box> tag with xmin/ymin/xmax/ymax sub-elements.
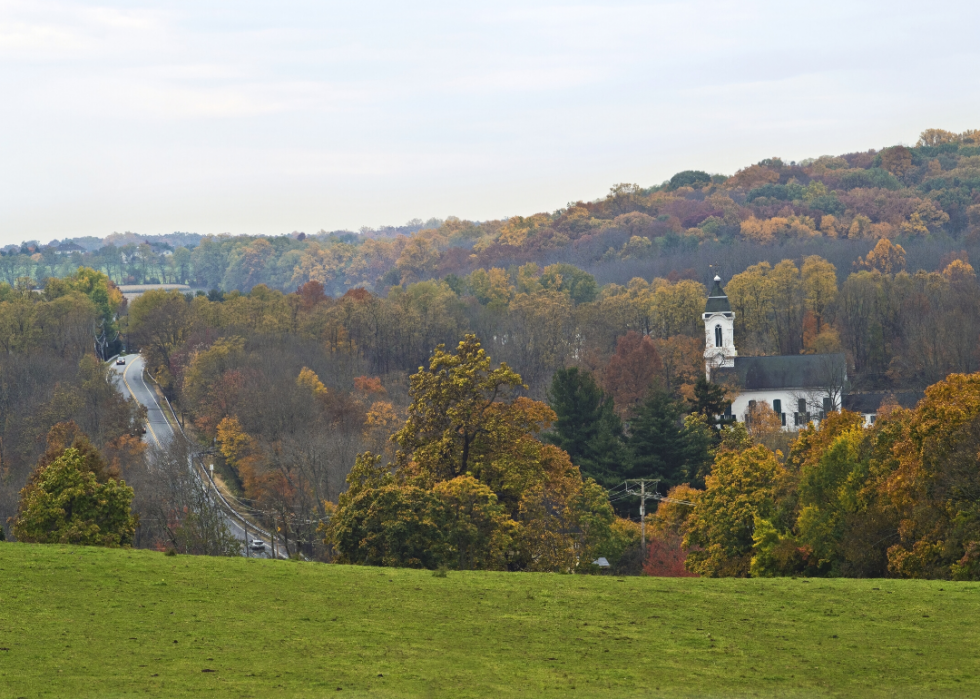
<box><xmin>842</xmin><ymin>391</ymin><xmax>923</xmax><ymax>413</ymax></box>
<box><xmin>704</xmin><ymin>276</ymin><xmax>732</xmax><ymax>314</ymax></box>
<box><xmin>713</xmin><ymin>354</ymin><xmax>847</xmax><ymax>390</ymax></box>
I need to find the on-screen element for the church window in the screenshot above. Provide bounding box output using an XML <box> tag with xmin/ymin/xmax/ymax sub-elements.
<box><xmin>714</xmin><ymin>325</ymin><xmax>722</xmax><ymax>347</ymax></box>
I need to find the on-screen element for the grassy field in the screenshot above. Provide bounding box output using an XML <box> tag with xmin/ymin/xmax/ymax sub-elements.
<box><xmin>1</xmin><ymin>545</ymin><xmax>978</xmax><ymax>698</ymax></box>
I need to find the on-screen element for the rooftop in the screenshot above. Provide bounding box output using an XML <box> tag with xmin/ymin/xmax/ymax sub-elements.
<box><xmin>713</xmin><ymin>354</ymin><xmax>847</xmax><ymax>390</ymax></box>
<box><xmin>842</xmin><ymin>391</ymin><xmax>923</xmax><ymax>414</ymax></box>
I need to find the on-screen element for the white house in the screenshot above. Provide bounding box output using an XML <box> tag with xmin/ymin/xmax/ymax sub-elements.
<box><xmin>703</xmin><ymin>275</ymin><xmax>847</xmax><ymax>430</ymax></box>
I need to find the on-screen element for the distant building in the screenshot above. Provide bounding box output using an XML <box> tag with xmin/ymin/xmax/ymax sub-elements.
<box><xmin>52</xmin><ymin>241</ymin><xmax>85</xmax><ymax>255</ymax></box>
<box><xmin>842</xmin><ymin>391</ymin><xmax>923</xmax><ymax>427</ymax></box>
<box><xmin>703</xmin><ymin>275</ymin><xmax>847</xmax><ymax>429</ymax></box>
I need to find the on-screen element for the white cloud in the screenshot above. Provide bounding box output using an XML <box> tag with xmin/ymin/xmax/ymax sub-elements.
<box><xmin>1</xmin><ymin>0</ymin><xmax>980</xmax><ymax>242</ymax></box>
<box><xmin>0</xmin><ymin>2</ymin><xmax>169</xmax><ymax>58</ymax></box>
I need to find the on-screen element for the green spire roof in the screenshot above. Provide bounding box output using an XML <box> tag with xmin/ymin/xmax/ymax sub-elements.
<box><xmin>704</xmin><ymin>275</ymin><xmax>732</xmax><ymax>313</ymax></box>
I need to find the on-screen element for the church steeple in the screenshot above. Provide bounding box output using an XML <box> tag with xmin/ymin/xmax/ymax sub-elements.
<box><xmin>702</xmin><ymin>275</ymin><xmax>736</xmax><ymax>379</ymax></box>
<box><xmin>705</xmin><ymin>276</ymin><xmax>731</xmax><ymax>313</ymax></box>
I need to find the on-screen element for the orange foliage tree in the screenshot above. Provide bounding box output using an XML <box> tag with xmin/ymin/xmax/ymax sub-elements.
<box><xmin>602</xmin><ymin>331</ymin><xmax>663</xmax><ymax>417</ymax></box>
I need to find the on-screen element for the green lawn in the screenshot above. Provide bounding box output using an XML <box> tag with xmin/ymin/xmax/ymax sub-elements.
<box><xmin>1</xmin><ymin>544</ymin><xmax>978</xmax><ymax>698</ymax></box>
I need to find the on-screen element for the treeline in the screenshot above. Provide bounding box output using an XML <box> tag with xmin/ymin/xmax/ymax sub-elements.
<box><xmin>6</xmin><ymin>238</ymin><xmax>980</xmax><ymax>531</ymax></box>
<box><xmin>114</xmin><ymin>246</ymin><xmax>980</xmax><ymax>559</ymax></box>
<box><xmin>3</xmin><ymin>128</ymin><xmax>979</xmax><ymax>297</ymax></box>
<box><xmin>126</xmin><ymin>244</ymin><xmax>980</xmax><ymax>406</ymax></box>
<box><xmin>6</xmin><ymin>263</ymin><xmax>980</xmax><ymax>580</ymax></box>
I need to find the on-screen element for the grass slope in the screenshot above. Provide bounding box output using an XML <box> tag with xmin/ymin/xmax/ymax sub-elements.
<box><xmin>1</xmin><ymin>544</ymin><xmax>978</xmax><ymax>698</ymax></box>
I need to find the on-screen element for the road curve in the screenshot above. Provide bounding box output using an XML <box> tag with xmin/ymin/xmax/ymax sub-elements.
<box><xmin>111</xmin><ymin>354</ymin><xmax>174</xmax><ymax>450</ymax></box>
<box><xmin>109</xmin><ymin>354</ymin><xmax>278</xmax><ymax>558</ymax></box>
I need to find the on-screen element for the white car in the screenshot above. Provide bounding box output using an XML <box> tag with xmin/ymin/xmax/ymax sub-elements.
<box><xmin>249</xmin><ymin>539</ymin><xmax>266</xmax><ymax>552</ymax></box>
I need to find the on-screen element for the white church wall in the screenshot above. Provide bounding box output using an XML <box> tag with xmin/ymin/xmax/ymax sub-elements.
<box><xmin>730</xmin><ymin>389</ymin><xmax>838</xmax><ymax>431</ymax></box>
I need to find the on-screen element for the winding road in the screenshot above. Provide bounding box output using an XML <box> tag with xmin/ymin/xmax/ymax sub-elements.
<box><xmin>110</xmin><ymin>354</ymin><xmax>281</xmax><ymax>558</ymax></box>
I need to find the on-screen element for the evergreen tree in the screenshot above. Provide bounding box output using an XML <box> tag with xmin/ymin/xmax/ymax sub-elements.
<box><xmin>545</xmin><ymin>367</ymin><xmax>629</xmax><ymax>488</ymax></box>
<box><xmin>626</xmin><ymin>383</ymin><xmax>689</xmax><ymax>488</ymax></box>
<box><xmin>680</xmin><ymin>413</ymin><xmax>716</xmax><ymax>489</ymax></box>
<box><xmin>690</xmin><ymin>376</ymin><xmax>732</xmax><ymax>426</ymax></box>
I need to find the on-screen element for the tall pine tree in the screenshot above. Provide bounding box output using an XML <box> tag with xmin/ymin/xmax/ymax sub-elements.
<box><xmin>690</xmin><ymin>376</ymin><xmax>732</xmax><ymax>426</ymax></box>
<box><xmin>545</xmin><ymin>367</ymin><xmax>629</xmax><ymax>488</ymax></box>
<box><xmin>626</xmin><ymin>383</ymin><xmax>689</xmax><ymax>488</ymax></box>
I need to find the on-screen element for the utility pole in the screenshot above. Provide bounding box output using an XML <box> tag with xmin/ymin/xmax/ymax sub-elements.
<box><xmin>624</xmin><ymin>479</ymin><xmax>659</xmax><ymax>548</ymax></box>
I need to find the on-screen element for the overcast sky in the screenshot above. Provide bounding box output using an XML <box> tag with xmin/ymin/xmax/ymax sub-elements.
<box><xmin>2</xmin><ymin>0</ymin><xmax>979</xmax><ymax>246</ymax></box>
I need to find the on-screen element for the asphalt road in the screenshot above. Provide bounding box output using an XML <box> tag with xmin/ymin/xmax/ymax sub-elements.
<box><xmin>111</xmin><ymin>354</ymin><xmax>174</xmax><ymax>450</ymax></box>
<box><xmin>110</xmin><ymin>354</ymin><xmax>277</xmax><ymax>558</ymax></box>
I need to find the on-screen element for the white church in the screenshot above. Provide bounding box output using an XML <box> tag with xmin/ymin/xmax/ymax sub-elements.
<box><xmin>702</xmin><ymin>275</ymin><xmax>848</xmax><ymax>430</ymax></box>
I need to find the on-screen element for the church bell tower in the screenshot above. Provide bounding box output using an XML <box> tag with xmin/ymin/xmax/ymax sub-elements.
<box><xmin>702</xmin><ymin>275</ymin><xmax>736</xmax><ymax>379</ymax></box>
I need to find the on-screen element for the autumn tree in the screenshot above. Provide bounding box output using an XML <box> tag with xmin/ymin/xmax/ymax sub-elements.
<box><xmin>917</xmin><ymin>129</ymin><xmax>957</xmax><ymax>147</ymax></box>
<box><xmin>745</xmin><ymin>401</ymin><xmax>788</xmax><ymax>454</ymax></box>
<box><xmin>540</xmin><ymin>263</ymin><xmax>598</xmax><ymax>304</ymax></box>
<box><xmin>749</xmin><ymin>409</ymin><xmax>898</xmax><ymax>578</ymax></box>
<box><xmin>801</xmin><ymin>255</ymin><xmax>838</xmax><ymax>336</ymax></box>
<box><xmin>326</xmin><ymin>335</ymin><xmax>615</xmax><ymax>571</ymax></box>
<box><xmin>684</xmin><ymin>444</ymin><xmax>783</xmax><ymax>577</ymax></box>
<box><xmin>603</xmin><ymin>331</ymin><xmax>663</xmax><ymax>417</ymax></box>
<box><xmin>12</xmin><ymin>430</ymin><xmax>137</xmax><ymax>547</ymax></box>
<box><xmin>643</xmin><ymin>483</ymin><xmax>701</xmax><ymax>578</ymax></box>
<box><xmin>652</xmin><ymin>335</ymin><xmax>704</xmax><ymax>397</ymax></box>
<box><xmin>885</xmin><ymin>374</ymin><xmax>980</xmax><ymax>579</ymax></box>
<box><xmin>391</xmin><ymin>334</ymin><xmax>526</xmax><ymax>485</ymax></box>
<box><xmin>127</xmin><ymin>289</ymin><xmax>190</xmax><ymax>391</ymax></box>
<box><xmin>880</xmin><ymin>145</ymin><xmax>913</xmax><ymax>177</ymax></box>
<box><xmin>726</xmin><ymin>260</ymin><xmax>808</xmax><ymax>356</ymax></box>
<box><xmin>855</xmin><ymin>238</ymin><xmax>906</xmax><ymax>275</ymax></box>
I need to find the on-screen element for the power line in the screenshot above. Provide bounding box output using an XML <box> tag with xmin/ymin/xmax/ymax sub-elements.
<box><xmin>653</xmin><ymin>493</ymin><xmax>695</xmax><ymax>506</ymax></box>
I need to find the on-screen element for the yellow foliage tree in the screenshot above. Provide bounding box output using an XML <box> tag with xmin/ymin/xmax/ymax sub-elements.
<box><xmin>325</xmin><ymin>335</ymin><xmax>615</xmax><ymax>571</ymax></box>
<box><xmin>684</xmin><ymin>444</ymin><xmax>784</xmax><ymax>577</ymax></box>
<box><xmin>216</xmin><ymin>416</ymin><xmax>251</xmax><ymax>468</ymax></box>
<box><xmin>856</xmin><ymin>238</ymin><xmax>906</xmax><ymax>274</ymax></box>
<box><xmin>296</xmin><ymin>366</ymin><xmax>328</xmax><ymax>398</ymax></box>
<box><xmin>917</xmin><ymin>128</ymin><xmax>957</xmax><ymax>147</ymax></box>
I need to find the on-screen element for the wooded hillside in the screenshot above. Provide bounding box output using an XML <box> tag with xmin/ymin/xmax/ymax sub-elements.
<box><xmin>4</xmin><ymin>127</ymin><xmax>979</xmax><ymax>295</ymax></box>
